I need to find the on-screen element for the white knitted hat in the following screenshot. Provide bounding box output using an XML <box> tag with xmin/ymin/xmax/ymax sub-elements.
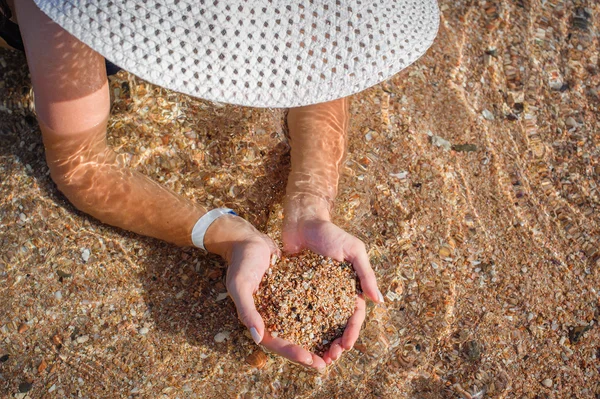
<box><xmin>32</xmin><ymin>0</ymin><xmax>439</xmax><ymax>108</ymax></box>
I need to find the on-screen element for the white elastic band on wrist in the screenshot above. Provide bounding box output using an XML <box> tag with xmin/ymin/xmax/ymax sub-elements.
<box><xmin>191</xmin><ymin>208</ymin><xmax>237</xmax><ymax>251</ymax></box>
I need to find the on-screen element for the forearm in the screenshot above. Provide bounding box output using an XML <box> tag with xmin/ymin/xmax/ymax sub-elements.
<box><xmin>285</xmin><ymin>98</ymin><xmax>350</xmax><ymax>221</ymax></box>
<box><xmin>42</xmin><ymin>118</ymin><xmax>204</xmax><ymax>247</ymax></box>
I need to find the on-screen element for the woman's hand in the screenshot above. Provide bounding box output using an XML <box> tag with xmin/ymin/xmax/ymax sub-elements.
<box><xmin>282</xmin><ymin>200</ymin><xmax>383</xmax><ymax>365</ymax></box>
<box><xmin>204</xmin><ymin>215</ymin><xmax>327</xmax><ymax>370</ymax></box>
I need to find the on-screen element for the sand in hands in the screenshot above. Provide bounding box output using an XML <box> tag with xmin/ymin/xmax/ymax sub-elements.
<box><xmin>254</xmin><ymin>251</ymin><xmax>360</xmax><ymax>356</ymax></box>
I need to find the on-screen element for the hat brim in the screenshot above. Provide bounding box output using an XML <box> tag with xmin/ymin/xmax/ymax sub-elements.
<box><xmin>32</xmin><ymin>0</ymin><xmax>439</xmax><ymax>108</ymax></box>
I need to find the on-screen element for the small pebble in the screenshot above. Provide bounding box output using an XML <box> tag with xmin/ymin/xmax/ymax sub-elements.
<box><xmin>54</xmin><ymin>291</ymin><xmax>62</xmax><ymax>300</ymax></box>
<box><xmin>18</xmin><ymin>323</ymin><xmax>28</xmax><ymax>334</ymax></box>
<box><xmin>482</xmin><ymin>109</ymin><xmax>495</xmax><ymax>120</ymax></box>
<box><xmin>390</xmin><ymin>171</ymin><xmax>408</xmax><ymax>179</ymax></box>
<box><xmin>451</xmin><ymin>143</ymin><xmax>478</xmax><ymax>152</ymax></box>
<box><xmin>568</xmin><ymin>325</ymin><xmax>591</xmax><ymax>344</ymax></box>
<box><xmin>462</xmin><ymin>340</ymin><xmax>482</xmax><ymax>362</ymax></box>
<box><xmin>52</xmin><ymin>334</ymin><xmax>62</xmax><ymax>346</ymax></box>
<box><xmin>56</xmin><ymin>270</ymin><xmax>72</xmax><ymax>279</ymax></box>
<box><xmin>439</xmin><ymin>245</ymin><xmax>453</xmax><ymax>258</ymax></box>
<box><xmin>214</xmin><ymin>331</ymin><xmax>230</xmax><ymax>343</ymax></box>
<box><xmin>81</xmin><ymin>248</ymin><xmax>90</xmax><ymax>262</ymax></box>
<box><xmin>76</xmin><ymin>335</ymin><xmax>89</xmax><ymax>344</ymax></box>
<box><xmin>18</xmin><ymin>382</ymin><xmax>32</xmax><ymax>393</ymax></box>
<box><xmin>542</xmin><ymin>378</ymin><xmax>553</xmax><ymax>388</ymax></box>
<box><xmin>216</xmin><ymin>292</ymin><xmax>229</xmax><ymax>302</ymax></box>
<box><xmin>37</xmin><ymin>359</ymin><xmax>47</xmax><ymax>373</ymax></box>
<box><xmin>431</xmin><ymin>135</ymin><xmax>451</xmax><ymax>151</ymax></box>
<box><xmin>139</xmin><ymin>327</ymin><xmax>149</xmax><ymax>335</ymax></box>
<box><xmin>549</xmin><ymin>80</ymin><xmax>563</xmax><ymax>90</ymax></box>
<box><xmin>565</xmin><ymin>117</ymin><xmax>578</xmax><ymax>128</ymax></box>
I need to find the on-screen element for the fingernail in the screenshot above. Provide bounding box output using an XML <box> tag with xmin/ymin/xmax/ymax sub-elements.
<box><xmin>305</xmin><ymin>357</ymin><xmax>314</xmax><ymax>366</ymax></box>
<box><xmin>250</xmin><ymin>327</ymin><xmax>262</xmax><ymax>345</ymax></box>
<box><xmin>317</xmin><ymin>366</ymin><xmax>327</xmax><ymax>374</ymax></box>
<box><xmin>377</xmin><ymin>290</ymin><xmax>385</xmax><ymax>303</ymax></box>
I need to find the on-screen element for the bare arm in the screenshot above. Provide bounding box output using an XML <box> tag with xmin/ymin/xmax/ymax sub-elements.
<box><xmin>283</xmin><ymin>98</ymin><xmax>382</xmax><ymax>364</ymax></box>
<box><xmin>16</xmin><ymin>0</ymin><xmax>203</xmax><ymax>246</ymax></box>
<box><xmin>284</xmin><ymin>97</ymin><xmax>349</xmax><ymax>224</ymax></box>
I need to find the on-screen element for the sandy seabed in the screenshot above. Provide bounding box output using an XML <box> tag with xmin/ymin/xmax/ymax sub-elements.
<box><xmin>1</xmin><ymin>1</ymin><xmax>599</xmax><ymax>398</ymax></box>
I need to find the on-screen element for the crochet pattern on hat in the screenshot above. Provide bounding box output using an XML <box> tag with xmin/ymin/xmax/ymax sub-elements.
<box><xmin>32</xmin><ymin>0</ymin><xmax>439</xmax><ymax>107</ymax></box>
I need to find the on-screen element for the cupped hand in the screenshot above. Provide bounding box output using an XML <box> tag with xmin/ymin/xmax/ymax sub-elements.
<box><xmin>204</xmin><ymin>214</ymin><xmax>327</xmax><ymax>370</ymax></box>
<box><xmin>282</xmin><ymin>217</ymin><xmax>383</xmax><ymax>365</ymax></box>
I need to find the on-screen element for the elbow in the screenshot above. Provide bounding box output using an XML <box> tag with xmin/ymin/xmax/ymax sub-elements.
<box><xmin>48</xmin><ymin>163</ymin><xmax>99</xmax><ymax>213</ymax></box>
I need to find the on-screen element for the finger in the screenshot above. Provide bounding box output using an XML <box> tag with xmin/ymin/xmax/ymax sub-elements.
<box><xmin>261</xmin><ymin>333</ymin><xmax>327</xmax><ymax>370</ymax></box>
<box><xmin>227</xmin><ymin>278</ymin><xmax>265</xmax><ymax>345</ymax></box>
<box><xmin>341</xmin><ymin>295</ymin><xmax>367</xmax><ymax>350</ymax></box>
<box><xmin>308</xmin><ymin>353</ymin><xmax>327</xmax><ymax>371</ymax></box>
<box><xmin>344</xmin><ymin>239</ymin><xmax>383</xmax><ymax>303</ymax></box>
<box><xmin>322</xmin><ymin>339</ymin><xmax>344</xmax><ymax>364</ymax></box>
<box><xmin>261</xmin><ymin>233</ymin><xmax>281</xmax><ymax>258</ymax></box>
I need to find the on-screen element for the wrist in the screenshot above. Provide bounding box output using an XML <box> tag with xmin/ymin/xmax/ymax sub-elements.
<box><xmin>284</xmin><ymin>193</ymin><xmax>331</xmax><ymax>225</ymax></box>
<box><xmin>192</xmin><ymin>209</ymin><xmax>238</xmax><ymax>259</ymax></box>
<box><xmin>202</xmin><ymin>214</ymin><xmax>240</xmax><ymax>260</ymax></box>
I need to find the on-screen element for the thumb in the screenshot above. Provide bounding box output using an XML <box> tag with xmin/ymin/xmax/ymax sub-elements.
<box><xmin>344</xmin><ymin>238</ymin><xmax>383</xmax><ymax>304</ymax></box>
<box><xmin>228</xmin><ymin>280</ymin><xmax>266</xmax><ymax>345</ymax></box>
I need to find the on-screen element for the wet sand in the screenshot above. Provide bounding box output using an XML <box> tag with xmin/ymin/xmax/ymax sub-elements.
<box><xmin>1</xmin><ymin>1</ymin><xmax>599</xmax><ymax>398</ymax></box>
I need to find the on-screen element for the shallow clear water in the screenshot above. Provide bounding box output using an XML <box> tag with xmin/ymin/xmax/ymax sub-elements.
<box><xmin>1</xmin><ymin>0</ymin><xmax>599</xmax><ymax>397</ymax></box>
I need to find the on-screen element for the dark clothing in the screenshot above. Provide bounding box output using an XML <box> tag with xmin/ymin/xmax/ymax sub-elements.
<box><xmin>0</xmin><ymin>0</ymin><xmax>10</xmax><ymax>28</ymax></box>
<box><xmin>0</xmin><ymin>0</ymin><xmax>122</xmax><ymax>76</ymax></box>
<box><xmin>0</xmin><ymin>0</ymin><xmax>22</xmax><ymax>50</ymax></box>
